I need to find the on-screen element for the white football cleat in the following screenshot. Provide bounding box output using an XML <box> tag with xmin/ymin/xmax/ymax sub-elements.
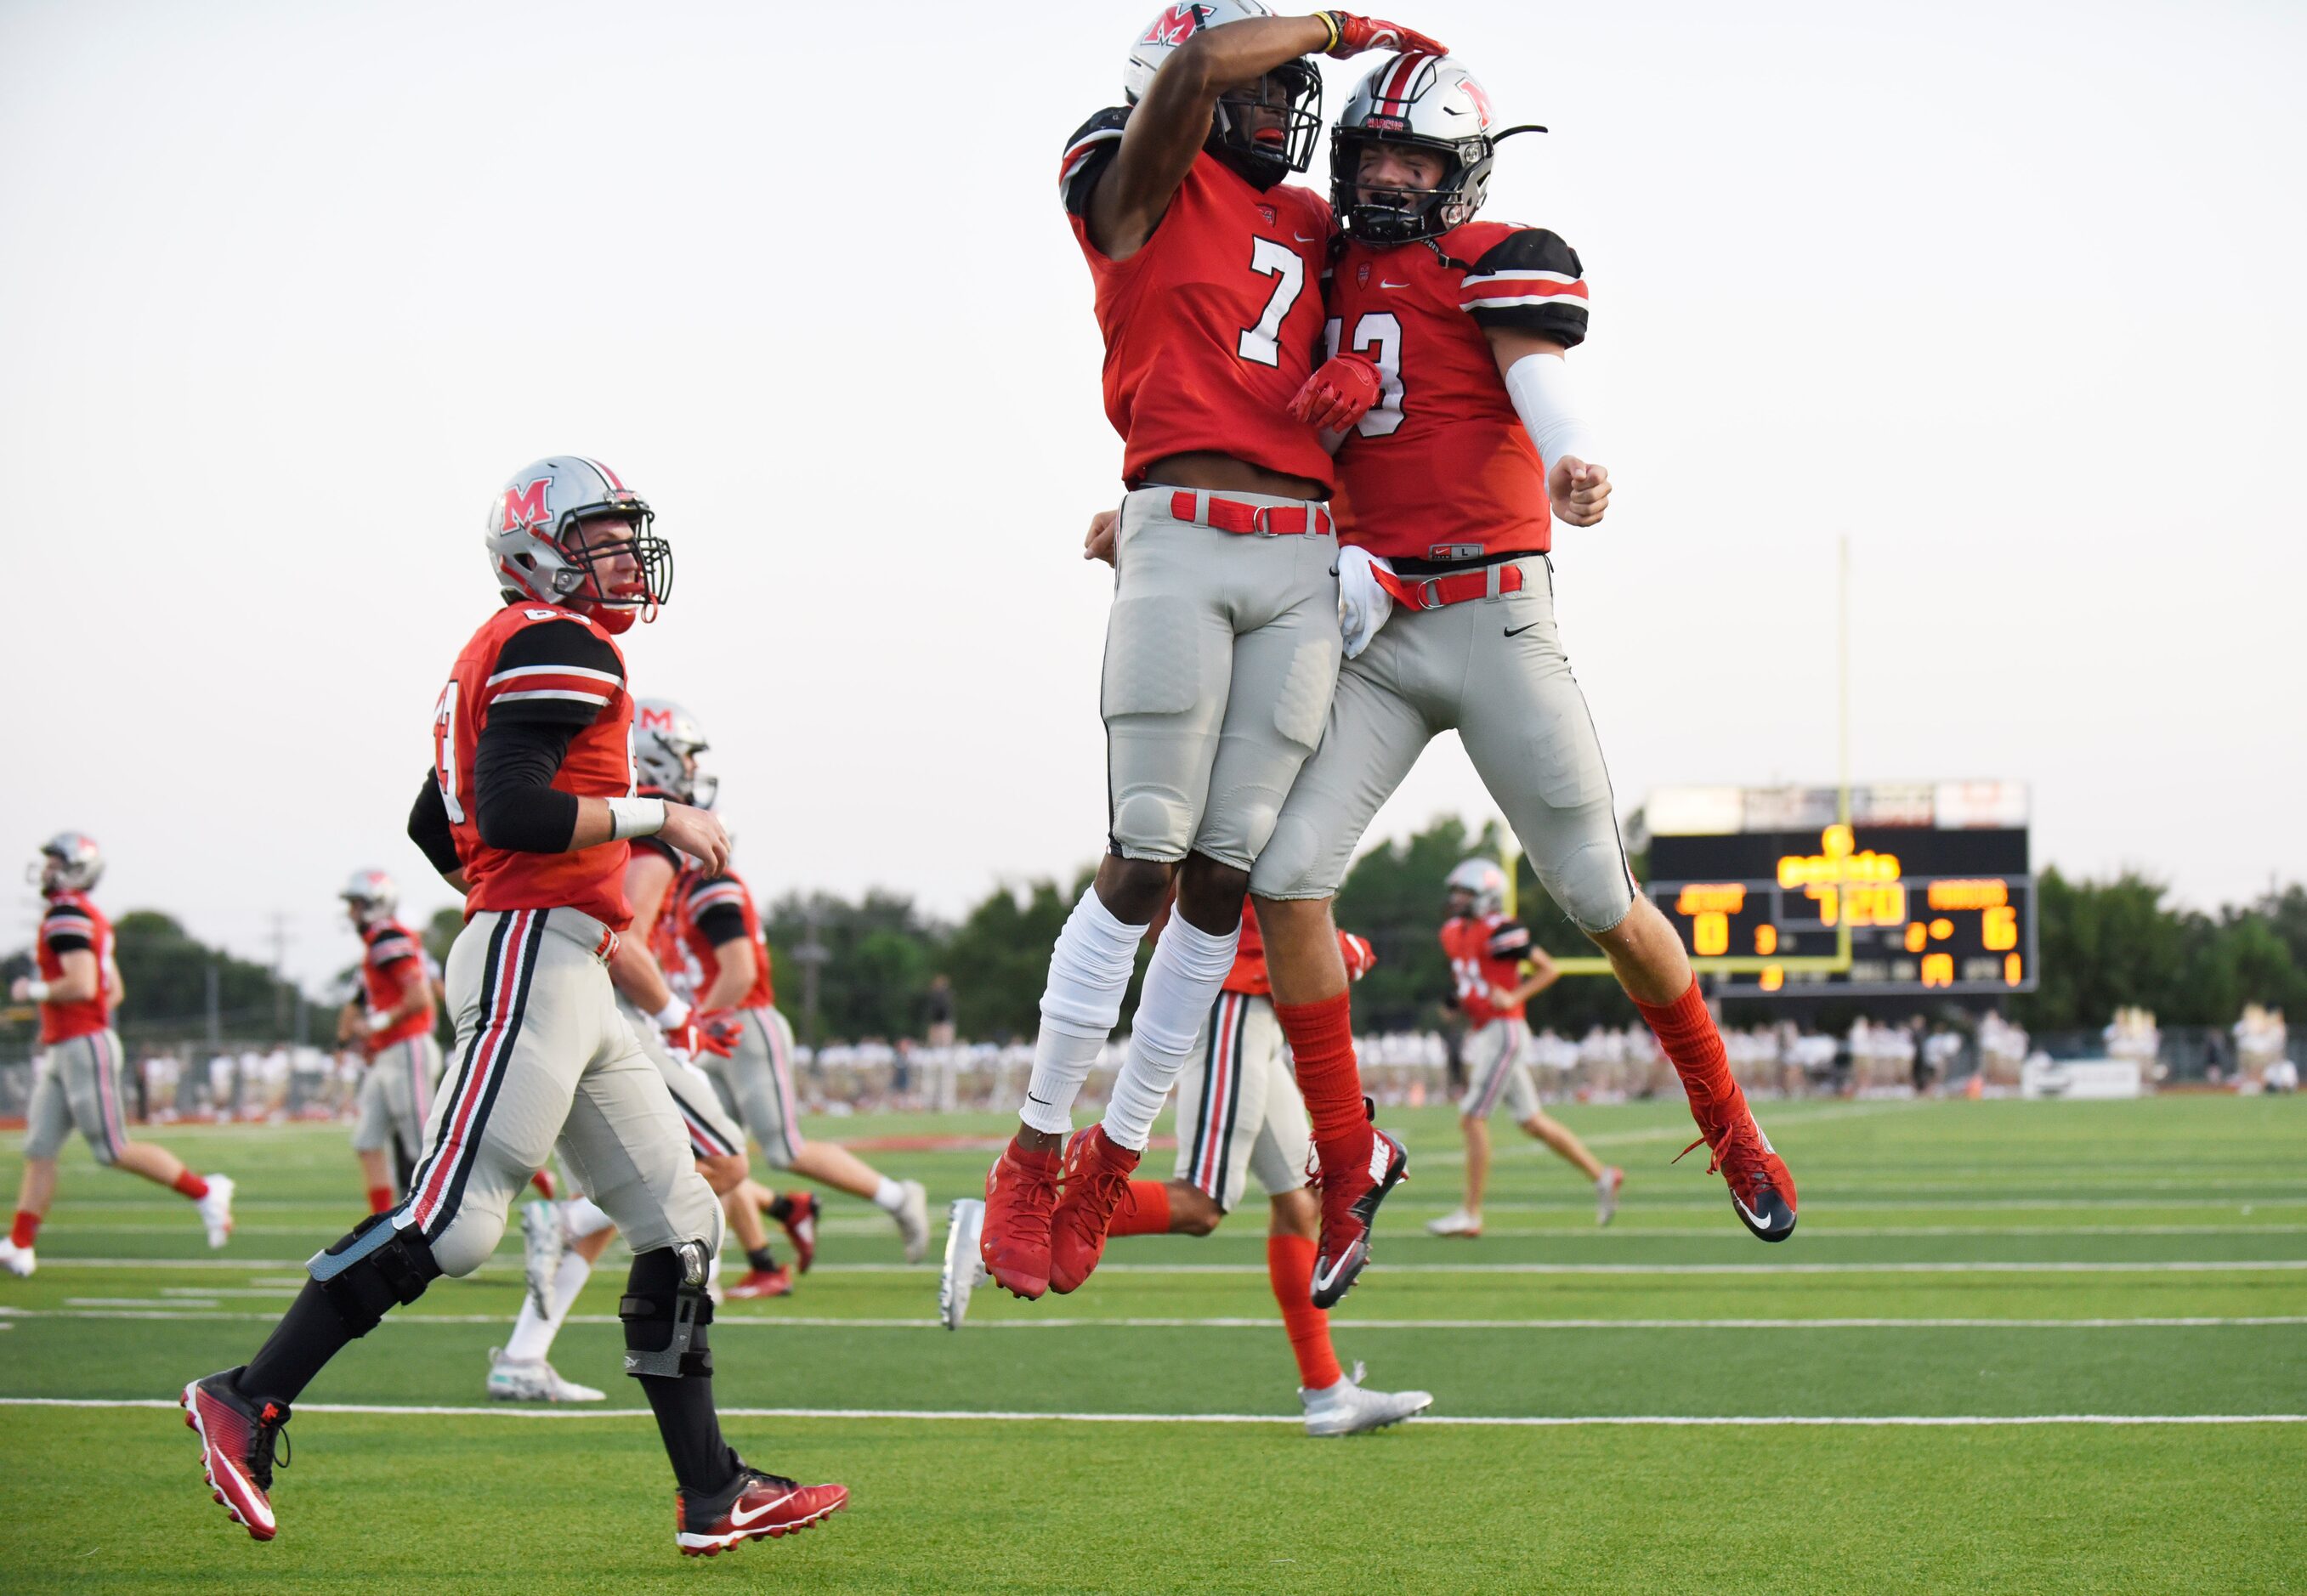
<box><xmin>196</xmin><ymin>1174</ymin><xmax>236</xmax><ymax>1248</ymax></box>
<box><xmin>521</xmin><ymin>1199</ymin><xmax>565</xmax><ymax>1318</ymax></box>
<box><xmin>1301</xmin><ymin>1362</ymin><xmax>1433</xmax><ymax>1437</ymax></box>
<box><xmin>893</xmin><ymin>1180</ymin><xmax>932</xmax><ymax>1265</ymax></box>
<box><xmin>486</xmin><ymin>1350</ymin><xmax>604</xmax><ymax>1403</ymax></box>
<box><xmin>1425</xmin><ymin>1206</ymin><xmax>1481</xmax><ymax>1238</ymax></box>
<box><xmin>1596</xmin><ymin>1165</ymin><xmax>1624</xmax><ymax>1228</ymax></box>
<box><xmin>0</xmin><ymin>1238</ymin><xmax>34</xmax><ymax>1277</ymax></box>
<box><xmin>939</xmin><ymin>1198</ymin><xmax>989</xmax><ymax>1330</ymax></box>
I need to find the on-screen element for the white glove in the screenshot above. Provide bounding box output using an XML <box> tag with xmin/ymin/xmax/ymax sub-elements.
<box><xmin>1336</xmin><ymin>545</ymin><xmax>1396</xmax><ymax>659</ymax></box>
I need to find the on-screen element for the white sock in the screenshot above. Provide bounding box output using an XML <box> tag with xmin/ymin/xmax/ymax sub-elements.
<box><xmin>1020</xmin><ymin>886</ymin><xmax>1148</xmax><ymax>1135</ymax></box>
<box><xmin>1102</xmin><ymin>913</ymin><xmax>1240</xmax><ymax>1151</ymax></box>
<box><xmin>503</xmin><ymin>1248</ymin><xmax>592</xmax><ymax>1362</ymax></box>
<box><xmin>560</xmin><ymin>1196</ymin><xmax>613</xmax><ymax>1239</ymax></box>
<box><xmin>871</xmin><ymin>1176</ymin><xmax>905</xmax><ymax>1213</ymax></box>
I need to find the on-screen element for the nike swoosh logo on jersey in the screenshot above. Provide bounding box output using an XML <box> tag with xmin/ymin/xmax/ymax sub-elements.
<box><xmin>729</xmin><ymin>1488</ymin><xmax>799</xmax><ymax>1528</ymax></box>
<box><xmin>1505</xmin><ymin>621</ymin><xmax>1542</xmax><ymax>637</ymax></box>
<box><xmin>1295</xmin><ymin>232</ymin><xmax>1319</xmax><ymax>242</ymax></box>
<box><xmin>1381</xmin><ymin>280</ymin><xmax>1411</xmax><ymax>289</ymax></box>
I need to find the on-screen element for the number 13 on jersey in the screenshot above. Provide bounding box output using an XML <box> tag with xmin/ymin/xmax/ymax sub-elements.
<box><xmin>1324</xmin><ymin>313</ymin><xmax>1406</xmax><ymax>438</ymax></box>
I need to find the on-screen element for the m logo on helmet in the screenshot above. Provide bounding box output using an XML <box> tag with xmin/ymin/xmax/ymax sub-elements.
<box><xmin>1141</xmin><ymin>3</ymin><xmax>1209</xmax><ymax>46</ymax></box>
<box><xmin>1460</xmin><ymin>76</ymin><xmax>1496</xmax><ymax>129</ymax></box>
<box><xmin>638</xmin><ymin>705</ymin><xmax>678</xmax><ymax>734</ymax></box>
<box><xmin>501</xmin><ymin>478</ymin><xmax>552</xmax><ymax>530</ymax></box>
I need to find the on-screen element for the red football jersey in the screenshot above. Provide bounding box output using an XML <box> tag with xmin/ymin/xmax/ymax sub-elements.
<box><xmin>1324</xmin><ymin>223</ymin><xmax>1590</xmax><ymax>559</ymax></box>
<box><xmin>1441</xmin><ymin>912</ymin><xmax>1536</xmax><ymax>1025</ymax></box>
<box><xmin>359</xmin><ymin>918</ymin><xmax>432</xmax><ymax>1049</ymax></box>
<box><xmin>1224</xmin><ymin>899</ymin><xmax>1375</xmax><ymax>997</ymax></box>
<box><xmin>674</xmin><ymin>868</ymin><xmax>776</xmax><ymax>1010</ymax></box>
<box><xmin>1062</xmin><ymin>112</ymin><xmax>1335</xmax><ymax>490</ymax></box>
<box><xmin>430</xmin><ymin>603</ymin><xmax>638</xmax><ymax>930</ymax></box>
<box><xmin>36</xmin><ymin>891</ymin><xmax>113</xmax><ymax>1044</ymax></box>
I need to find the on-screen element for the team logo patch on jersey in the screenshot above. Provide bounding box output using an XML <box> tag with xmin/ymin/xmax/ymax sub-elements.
<box><xmin>1357</xmin><ymin>262</ymin><xmax>1372</xmax><ymax>286</ymax></box>
<box><xmin>501</xmin><ymin>478</ymin><xmax>551</xmax><ymax>529</ymax></box>
<box><xmin>1141</xmin><ymin>3</ymin><xmax>1209</xmax><ymax>46</ymax></box>
<box><xmin>1256</xmin><ymin>203</ymin><xmax>1277</xmax><ymax>224</ymax></box>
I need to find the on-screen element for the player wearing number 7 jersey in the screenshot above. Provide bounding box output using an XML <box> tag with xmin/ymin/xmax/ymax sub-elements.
<box><xmin>979</xmin><ymin>3</ymin><xmax>1448</xmax><ymax>1306</ymax></box>
<box><xmin>1250</xmin><ymin>54</ymin><xmax>1798</xmax><ymax>1245</ymax></box>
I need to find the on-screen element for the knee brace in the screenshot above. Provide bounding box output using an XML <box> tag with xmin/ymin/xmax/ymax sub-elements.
<box><xmin>307</xmin><ymin>1212</ymin><xmax>440</xmax><ymax>1336</ymax></box>
<box><xmin>620</xmin><ymin>1240</ymin><xmax>714</xmax><ymax>1379</ymax></box>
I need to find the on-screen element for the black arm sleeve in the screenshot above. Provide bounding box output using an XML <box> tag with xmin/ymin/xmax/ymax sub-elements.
<box><xmin>407</xmin><ymin>771</ymin><xmax>462</xmax><ymax>878</ymax></box>
<box><xmin>1061</xmin><ymin>107</ymin><xmax>1129</xmax><ymax>219</ymax></box>
<box><xmin>473</xmin><ymin>719</ymin><xmax>581</xmax><ymax>853</ymax></box>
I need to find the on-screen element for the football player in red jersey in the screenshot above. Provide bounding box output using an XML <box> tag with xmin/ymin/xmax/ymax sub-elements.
<box><xmin>334</xmin><ymin>870</ymin><xmax>442</xmax><ymax>1216</ymax></box>
<box><xmin>181</xmin><ymin>458</ymin><xmax>843</xmax><ymax>1554</ymax></box>
<box><xmin>1426</xmin><ymin>861</ymin><xmax>1622</xmax><ymax>1237</ymax></box>
<box><xmin>946</xmin><ymin>895</ymin><xmax>1431</xmax><ymax>1435</ymax></box>
<box><xmin>983</xmin><ymin>0</ymin><xmax>1447</xmax><ymax>1308</ymax></box>
<box><xmin>3</xmin><ymin>833</ymin><xmax>235</xmax><ymax>1279</ymax></box>
<box><xmin>1245</xmin><ymin>54</ymin><xmax>1796</xmax><ymax>1243</ymax></box>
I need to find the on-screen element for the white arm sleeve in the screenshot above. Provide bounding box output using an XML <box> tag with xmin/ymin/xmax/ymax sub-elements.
<box><xmin>1502</xmin><ymin>352</ymin><xmax>1600</xmax><ymax>471</ymax></box>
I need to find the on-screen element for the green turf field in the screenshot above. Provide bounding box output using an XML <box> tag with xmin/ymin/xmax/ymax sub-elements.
<box><xmin>3</xmin><ymin>1095</ymin><xmax>2302</xmax><ymax>1593</ymax></box>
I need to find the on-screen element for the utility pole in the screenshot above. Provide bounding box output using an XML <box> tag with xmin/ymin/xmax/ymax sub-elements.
<box><xmin>794</xmin><ymin>901</ymin><xmax>830</xmax><ymax>1059</ymax></box>
<box><xmin>270</xmin><ymin>912</ymin><xmax>290</xmax><ymax>1039</ymax></box>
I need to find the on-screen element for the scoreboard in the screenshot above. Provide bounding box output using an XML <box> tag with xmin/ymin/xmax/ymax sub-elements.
<box><xmin>1642</xmin><ymin>782</ymin><xmax>2037</xmax><ymax>999</ymax></box>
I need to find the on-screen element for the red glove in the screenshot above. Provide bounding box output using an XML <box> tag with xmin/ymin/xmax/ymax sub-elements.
<box><xmin>1288</xmin><ymin>352</ymin><xmax>1381</xmax><ymax>431</ymax></box>
<box><xmin>662</xmin><ymin>1014</ymin><xmax>736</xmax><ymax>1061</ymax></box>
<box><xmin>696</xmin><ymin>1008</ymin><xmax>746</xmax><ymax>1057</ymax></box>
<box><xmin>1339</xmin><ymin>931</ymin><xmax>1378</xmax><ymax>982</ymax></box>
<box><xmin>1318</xmin><ymin>13</ymin><xmax>1448</xmax><ymax>59</ymax></box>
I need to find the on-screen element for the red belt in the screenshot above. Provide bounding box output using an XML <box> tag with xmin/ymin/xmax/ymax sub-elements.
<box><xmin>1373</xmin><ymin>560</ymin><xmax>1527</xmax><ymax>611</ymax></box>
<box><xmin>1169</xmin><ymin>490</ymin><xmax>1334</xmax><ymax>538</ymax></box>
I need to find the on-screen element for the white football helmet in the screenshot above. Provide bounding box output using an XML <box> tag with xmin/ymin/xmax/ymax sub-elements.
<box><xmin>31</xmin><ymin>832</ymin><xmax>104</xmax><ymax>897</ymax></box>
<box><xmin>1444</xmin><ymin>857</ymin><xmax>1506</xmax><ymax>917</ymax></box>
<box><xmin>1332</xmin><ymin>54</ymin><xmax>1542</xmax><ymax>243</ymax></box>
<box><xmin>632</xmin><ymin>699</ymin><xmax>716</xmax><ymax>808</ymax></box>
<box><xmin>484</xmin><ymin>456</ymin><xmax>670</xmax><ymax>635</ymax></box>
<box><xmin>341</xmin><ymin>869</ymin><xmax>398</xmax><ymax>925</ymax></box>
<box><xmin>1125</xmin><ymin>2</ymin><xmax>1322</xmax><ymax>189</ymax></box>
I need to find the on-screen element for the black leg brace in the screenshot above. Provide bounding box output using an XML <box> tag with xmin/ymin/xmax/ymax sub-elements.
<box><xmin>621</xmin><ymin>1241</ymin><xmax>713</xmax><ymax>1378</ymax></box>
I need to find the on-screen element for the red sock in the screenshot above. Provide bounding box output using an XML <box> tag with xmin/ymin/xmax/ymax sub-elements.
<box><xmin>1109</xmin><ymin>1180</ymin><xmax>1172</xmax><ymax>1237</ymax></box>
<box><xmin>9</xmin><ymin>1210</ymin><xmax>38</xmax><ymax>1249</ymax></box>
<box><xmin>367</xmin><ymin>1186</ymin><xmax>396</xmax><ymax>1214</ymax></box>
<box><xmin>173</xmin><ymin>1170</ymin><xmax>211</xmax><ymax>1201</ymax></box>
<box><xmin>1633</xmin><ymin>979</ymin><xmax>1743</xmax><ymax>1119</ymax></box>
<box><xmin>1274</xmin><ymin>992</ymin><xmax>1369</xmax><ymax>1164</ymax></box>
<box><xmin>1267</xmin><ymin>1234</ymin><xmax>1342</xmax><ymax>1389</ymax></box>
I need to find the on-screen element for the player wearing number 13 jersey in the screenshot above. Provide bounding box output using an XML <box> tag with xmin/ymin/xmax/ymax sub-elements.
<box><xmin>981</xmin><ymin>3</ymin><xmax>1449</xmax><ymax>1311</ymax></box>
<box><xmin>1250</xmin><ymin>54</ymin><xmax>1798</xmax><ymax>1244</ymax></box>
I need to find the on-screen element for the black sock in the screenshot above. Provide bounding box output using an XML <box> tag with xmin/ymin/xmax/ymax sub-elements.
<box><xmin>764</xmin><ymin>1194</ymin><xmax>791</xmax><ymax>1222</ymax></box>
<box><xmin>639</xmin><ymin>1358</ymin><xmax>741</xmax><ymax>1494</ymax></box>
<box><xmin>240</xmin><ymin>1281</ymin><xmax>358</xmax><ymax>1404</ymax></box>
<box><xmin>745</xmin><ymin>1246</ymin><xmax>779</xmax><ymax>1273</ymax></box>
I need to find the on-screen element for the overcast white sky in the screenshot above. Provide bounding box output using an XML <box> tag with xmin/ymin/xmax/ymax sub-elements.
<box><xmin>3</xmin><ymin>0</ymin><xmax>2302</xmax><ymax>988</ymax></box>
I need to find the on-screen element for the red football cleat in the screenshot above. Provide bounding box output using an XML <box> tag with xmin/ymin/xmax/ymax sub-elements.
<box><xmin>1047</xmin><ymin>1125</ymin><xmax>1140</xmax><ymax>1295</ymax></box>
<box><xmin>979</xmin><ymin>1135</ymin><xmax>1063</xmax><ymax>1300</ymax></box>
<box><xmin>774</xmin><ymin>1191</ymin><xmax>818</xmax><ymax>1273</ymax></box>
<box><xmin>1311</xmin><ymin>1112</ymin><xmax>1409</xmax><ymax>1309</ymax></box>
<box><xmin>676</xmin><ymin>1469</ymin><xmax>847</xmax><ymax>1556</ymax></box>
<box><xmin>1677</xmin><ymin>1093</ymin><xmax>1797</xmax><ymax>1242</ymax></box>
<box><xmin>181</xmin><ymin>1368</ymin><xmax>289</xmax><ymax>1542</ymax></box>
<box><xmin>726</xmin><ymin>1264</ymin><xmax>794</xmax><ymax>1300</ymax></box>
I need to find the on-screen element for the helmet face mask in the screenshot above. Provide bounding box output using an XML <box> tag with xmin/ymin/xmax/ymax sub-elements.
<box><xmin>1331</xmin><ymin>54</ymin><xmax>1530</xmax><ymax>246</ymax></box>
<box><xmin>486</xmin><ymin>457</ymin><xmax>672</xmax><ymax>633</ymax></box>
<box><xmin>1123</xmin><ymin>1</ymin><xmax>1322</xmax><ymax>192</ymax></box>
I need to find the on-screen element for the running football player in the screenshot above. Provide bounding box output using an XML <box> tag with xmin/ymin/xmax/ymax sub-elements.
<box><xmin>947</xmin><ymin>897</ymin><xmax>1430</xmax><ymax>1435</ymax></box>
<box><xmin>637</xmin><ymin>703</ymin><xmax>930</xmax><ymax>1297</ymax></box>
<box><xmin>180</xmin><ymin>456</ymin><xmax>844</xmax><ymax>1554</ymax></box>
<box><xmin>1247</xmin><ymin>54</ymin><xmax>1796</xmax><ymax>1241</ymax></box>
<box><xmin>1426</xmin><ymin>860</ymin><xmax>1621</xmax><ymax>1237</ymax></box>
<box><xmin>981</xmin><ymin>1</ymin><xmax>1446</xmax><ymax>1308</ymax></box>
<box><xmin>335</xmin><ymin>870</ymin><xmax>441</xmax><ymax>1215</ymax></box>
<box><xmin>3</xmin><ymin>833</ymin><xmax>235</xmax><ymax>1278</ymax></box>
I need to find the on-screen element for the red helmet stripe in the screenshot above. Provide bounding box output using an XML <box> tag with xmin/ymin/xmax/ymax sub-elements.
<box><xmin>1378</xmin><ymin>51</ymin><xmax>1430</xmax><ymax>109</ymax></box>
<box><xmin>582</xmin><ymin>456</ymin><xmax>626</xmax><ymax>493</ymax></box>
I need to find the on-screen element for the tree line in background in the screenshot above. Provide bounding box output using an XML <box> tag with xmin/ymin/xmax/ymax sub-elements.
<box><xmin>8</xmin><ymin>815</ymin><xmax>2304</xmax><ymax>1049</ymax></box>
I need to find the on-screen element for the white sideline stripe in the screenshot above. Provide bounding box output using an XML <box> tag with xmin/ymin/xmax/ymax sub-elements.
<box><xmin>38</xmin><ymin>1222</ymin><xmax>2307</xmax><ymax>1242</ymax></box>
<box><xmin>2</xmin><ymin>1396</ymin><xmax>2298</xmax><ymax>1429</ymax></box>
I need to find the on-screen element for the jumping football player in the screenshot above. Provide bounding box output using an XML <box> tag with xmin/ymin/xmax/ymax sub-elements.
<box><xmin>638</xmin><ymin>702</ymin><xmax>930</xmax><ymax>1297</ymax></box>
<box><xmin>1244</xmin><ymin>54</ymin><xmax>1796</xmax><ymax>1240</ymax></box>
<box><xmin>334</xmin><ymin>870</ymin><xmax>442</xmax><ymax>1215</ymax></box>
<box><xmin>1425</xmin><ymin>860</ymin><xmax>1622</xmax><ymax>1237</ymax></box>
<box><xmin>981</xmin><ymin>1</ymin><xmax>1446</xmax><ymax>1308</ymax></box>
<box><xmin>180</xmin><ymin>456</ymin><xmax>844</xmax><ymax>1554</ymax></box>
<box><xmin>946</xmin><ymin>895</ymin><xmax>1430</xmax><ymax>1435</ymax></box>
<box><xmin>3</xmin><ymin>833</ymin><xmax>235</xmax><ymax>1278</ymax></box>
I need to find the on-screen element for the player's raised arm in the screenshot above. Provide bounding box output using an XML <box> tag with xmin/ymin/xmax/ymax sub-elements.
<box><xmin>1089</xmin><ymin>8</ymin><xmax>1445</xmax><ymax>259</ymax></box>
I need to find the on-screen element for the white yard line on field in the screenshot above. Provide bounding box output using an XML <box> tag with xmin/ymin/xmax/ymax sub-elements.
<box><xmin>2</xmin><ymin>1395</ymin><xmax>2299</xmax><ymax>1428</ymax></box>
